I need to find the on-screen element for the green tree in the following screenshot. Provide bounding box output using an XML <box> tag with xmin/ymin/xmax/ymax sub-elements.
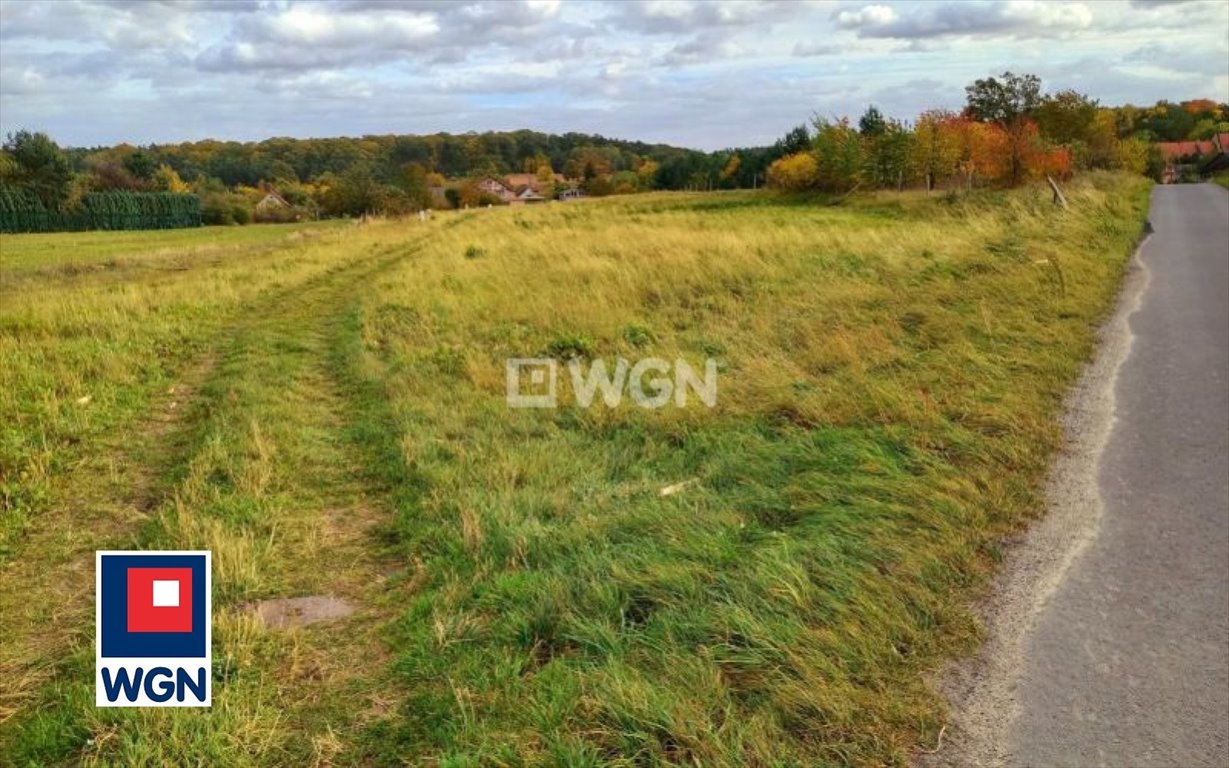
<box><xmin>810</xmin><ymin>117</ymin><xmax>863</xmax><ymax>193</ymax></box>
<box><xmin>322</xmin><ymin>165</ymin><xmax>381</xmax><ymax>217</ymax></box>
<box><xmin>863</xmin><ymin>120</ymin><xmax>913</xmax><ymax>189</ymax></box>
<box><xmin>1036</xmin><ymin>90</ymin><xmax>1098</xmax><ymax>145</ymax></box>
<box><xmin>773</xmin><ymin>124</ymin><xmax>811</xmax><ymax>157</ymax></box>
<box><xmin>123</xmin><ymin>149</ymin><xmax>158</xmax><ymax>181</ymax></box>
<box><xmin>1190</xmin><ymin>118</ymin><xmax>1229</xmax><ymax>140</ymax></box>
<box><xmin>964</xmin><ymin>71</ymin><xmax>1043</xmax><ymax>124</ymax></box>
<box><xmin>398</xmin><ymin>161</ymin><xmax>432</xmax><ymax>210</ymax></box>
<box><xmin>3</xmin><ymin>130</ymin><xmax>74</xmax><ymax>211</ymax></box>
<box><xmin>858</xmin><ymin>105</ymin><xmax>887</xmax><ymax>137</ymax></box>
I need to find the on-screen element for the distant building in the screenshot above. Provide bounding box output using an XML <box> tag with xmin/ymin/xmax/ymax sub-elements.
<box><xmin>1202</xmin><ymin>133</ymin><xmax>1229</xmax><ymax>175</ymax></box>
<box><xmin>512</xmin><ymin>187</ymin><xmax>546</xmax><ymax>204</ymax></box>
<box><xmin>255</xmin><ymin>191</ymin><xmax>290</xmax><ymax>211</ymax></box>
<box><xmin>1157</xmin><ymin>133</ymin><xmax>1229</xmax><ymax>183</ymax></box>
<box><xmin>504</xmin><ymin>172</ymin><xmax>566</xmax><ymax>192</ymax></box>
<box><xmin>559</xmin><ymin>188</ymin><xmax>584</xmax><ymax>201</ymax></box>
<box><xmin>477</xmin><ymin>178</ymin><xmax>513</xmax><ymax>200</ymax></box>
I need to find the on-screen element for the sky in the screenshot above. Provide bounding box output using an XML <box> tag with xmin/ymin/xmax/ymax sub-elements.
<box><xmin>1</xmin><ymin>0</ymin><xmax>1227</xmax><ymax>151</ymax></box>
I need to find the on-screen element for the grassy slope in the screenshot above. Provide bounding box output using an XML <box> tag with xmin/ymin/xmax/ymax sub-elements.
<box><xmin>0</xmin><ymin>174</ymin><xmax>1150</xmax><ymax>766</ymax></box>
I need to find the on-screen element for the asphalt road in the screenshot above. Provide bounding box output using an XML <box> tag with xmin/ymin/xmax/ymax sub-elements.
<box><xmin>1007</xmin><ymin>183</ymin><xmax>1229</xmax><ymax>767</ymax></box>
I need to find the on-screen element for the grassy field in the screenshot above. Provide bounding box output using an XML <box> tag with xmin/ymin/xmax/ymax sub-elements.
<box><xmin>0</xmin><ymin>174</ymin><xmax>1150</xmax><ymax>766</ymax></box>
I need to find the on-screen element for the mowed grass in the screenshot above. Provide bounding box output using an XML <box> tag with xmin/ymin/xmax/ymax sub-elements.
<box><xmin>0</xmin><ymin>174</ymin><xmax>1150</xmax><ymax>766</ymax></box>
<box><xmin>0</xmin><ymin>219</ymin><xmax>343</xmax><ymax>278</ymax></box>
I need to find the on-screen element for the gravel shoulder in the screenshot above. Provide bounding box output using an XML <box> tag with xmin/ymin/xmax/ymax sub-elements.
<box><xmin>922</xmin><ymin>183</ymin><xmax>1229</xmax><ymax>768</ymax></box>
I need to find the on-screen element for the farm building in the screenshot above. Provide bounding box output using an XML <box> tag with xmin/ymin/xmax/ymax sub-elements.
<box><xmin>503</xmin><ymin>172</ymin><xmax>566</xmax><ymax>192</ymax></box>
<box><xmin>511</xmin><ymin>187</ymin><xmax>546</xmax><ymax>204</ymax></box>
<box><xmin>255</xmin><ymin>191</ymin><xmax>290</xmax><ymax>211</ymax></box>
<box><xmin>477</xmin><ymin>178</ymin><xmax>513</xmax><ymax>200</ymax></box>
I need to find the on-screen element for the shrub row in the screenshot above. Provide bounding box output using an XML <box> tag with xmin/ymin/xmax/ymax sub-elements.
<box><xmin>0</xmin><ymin>188</ymin><xmax>201</xmax><ymax>233</ymax></box>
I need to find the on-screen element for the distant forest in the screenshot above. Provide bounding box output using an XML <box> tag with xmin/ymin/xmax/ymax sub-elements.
<box><xmin>2</xmin><ymin>72</ymin><xmax>1226</xmax><ymax>229</ymax></box>
<box><xmin>1</xmin><ymin>128</ymin><xmax>788</xmax><ymax>225</ymax></box>
<box><xmin>103</xmin><ymin>131</ymin><xmax>747</xmax><ymax>191</ymax></box>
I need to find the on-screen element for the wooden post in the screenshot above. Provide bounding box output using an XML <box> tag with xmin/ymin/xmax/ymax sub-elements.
<box><xmin>1047</xmin><ymin>175</ymin><xmax>1069</xmax><ymax>210</ymax></box>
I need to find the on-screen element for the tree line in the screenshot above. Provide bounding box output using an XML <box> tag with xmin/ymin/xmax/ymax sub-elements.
<box><xmin>2</xmin><ymin>71</ymin><xmax>1225</xmax><ymax>227</ymax></box>
<box><xmin>1</xmin><ymin>127</ymin><xmax>782</xmax><ymax>223</ymax></box>
<box><xmin>766</xmin><ymin>72</ymin><xmax>1228</xmax><ymax>194</ymax></box>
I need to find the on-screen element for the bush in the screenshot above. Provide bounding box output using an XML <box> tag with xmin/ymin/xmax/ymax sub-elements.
<box><xmin>622</xmin><ymin>324</ymin><xmax>655</xmax><ymax>348</ymax></box>
<box><xmin>767</xmin><ymin>152</ymin><xmax>819</xmax><ymax>192</ymax></box>
<box><xmin>199</xmin><ymin>188</ymin><xmax>253</xmax><ymax>225</ymax></box>
<box><xmin>253</xmin><ymin>204</ymin><xmax>302</xmax><ymax>224</ymax></box>
<box><xmin>544</xmin><ymin>333</ymin><xmax>594</xmax><ymax>360</ymax></box>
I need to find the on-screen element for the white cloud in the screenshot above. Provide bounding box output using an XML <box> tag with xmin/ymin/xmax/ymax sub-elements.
<box><xmin>838</xmin><ymin>1</ymin><xmax>1093</xmax><ymax>40</ymax></box>
<box><xmin>0</xmin><ymin>0</ymin><xmax>1226</xmax><ymax>150</ymax></box>
<box><xmin>837</xmin><ymin>5</ymin><xmax>899</xmax><ymax>28</ymax></box>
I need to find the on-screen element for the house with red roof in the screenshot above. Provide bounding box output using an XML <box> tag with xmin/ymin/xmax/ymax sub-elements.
<box><xmin>1157</xmin><ymin>133</ymin><xmax>1229</xmax><ymax>182</ymax></box>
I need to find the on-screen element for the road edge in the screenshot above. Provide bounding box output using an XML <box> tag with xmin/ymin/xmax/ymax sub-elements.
<box><xmin>916</xmin><ymin>218</ymin><xmax>1155</xmax><ymax>767</ymax></box>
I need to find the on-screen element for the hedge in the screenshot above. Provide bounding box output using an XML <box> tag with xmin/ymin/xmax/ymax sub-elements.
<box><xmin>0</xmin><ymin>188</ymin><xmax>201</xmax><ymax>233</ymax></box>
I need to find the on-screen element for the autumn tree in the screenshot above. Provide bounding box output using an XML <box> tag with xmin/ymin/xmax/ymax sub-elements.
<box><xmin>1039</xmin><ymin>146</ymin><xmax>1074</xmax><ymax>181</ymax></box>
<box><xmin>766</xmin><ymin>152</ymin><xmax>818</xmax><ymax>192</ymax></box>
<box><xmin>1085</xmin><ymin>110</ymin><xmax>1120</xmax><ymax>169</ymax></box>
<box><xmin>946</xmin><ymin>118</ymin><xmax>1010</xmax><ymax>189</ymax></box>
<box><xmin>1107</xmin><ymin>138</ymin><xmax>1147</xmax><ymax>175</ymax></box>
<box><xmin>1003</xmin><ymin>119</ymin><xmax>1043</xmax><ymax>186</ymax></box>
<box><xmin>719</xmin><ymin>153</ymin><xmax>742</xmax><ymax>187</ymax></box>
<box><xmin>84</xmin><ymin>154</ymin><xmax>143</xmax><ymax>191</ymax></box>
<box><xmin>912</xmin><ymin>110</ymin><xmax>961</xmax><ymax>191</ymax></box>
<box><xmin>152</xmin><ymin>163</ymin><xmax>191</xmax><ymax>193</ymax></box>
<box><xmin>635</xmin><ymin>159</ymin><xmax>659</xmax><ymax>190</ymax></box>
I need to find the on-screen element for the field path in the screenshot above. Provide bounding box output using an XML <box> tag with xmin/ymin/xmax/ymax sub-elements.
<box><xmin>0</xmin><ymin>233</ymin><xmax>426</xmax><ymax>762</ymax></box>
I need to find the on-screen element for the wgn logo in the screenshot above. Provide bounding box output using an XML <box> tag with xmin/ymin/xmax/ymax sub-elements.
<box><xmin>95</xmin><ymin>551</ymin><xmax>211</xmax><ymax>707</ymax></box>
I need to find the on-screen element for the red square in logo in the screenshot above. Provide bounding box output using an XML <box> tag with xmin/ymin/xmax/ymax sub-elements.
<box><xmin>127</xmin><ymin>567</ymin><xmax>193</xmax><ymax>633</ymax></box>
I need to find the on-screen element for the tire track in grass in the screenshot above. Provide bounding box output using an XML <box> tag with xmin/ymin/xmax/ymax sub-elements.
<box><xmin>0</xmin><ymin>239</ymin><xmax>403</xmax><ymax>727</ymax></box>
<box><xmin>0</xmin><ymin>235</ymin><xmax>429</xmax><ymax>764</ymax></box>
<box><xmin>0</xmin><ymin>351</ymin><xmax>219</xmax><ymax>727</ymax></box>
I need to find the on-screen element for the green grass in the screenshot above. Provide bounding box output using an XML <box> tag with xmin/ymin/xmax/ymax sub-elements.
<box><xmin>0</xmin><ymin>220</ymin><xmax>343</xmax><ymax>277</ymax></box>
<box><xmin>1212</xmin><ymin>172</ymin><xmax>1229</xmax><ymax>191</ymax></box>
<box><xmin>0</xmin><ymin>175</ymin><xmax>1151</xmax><ymax>766</ymax></box>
